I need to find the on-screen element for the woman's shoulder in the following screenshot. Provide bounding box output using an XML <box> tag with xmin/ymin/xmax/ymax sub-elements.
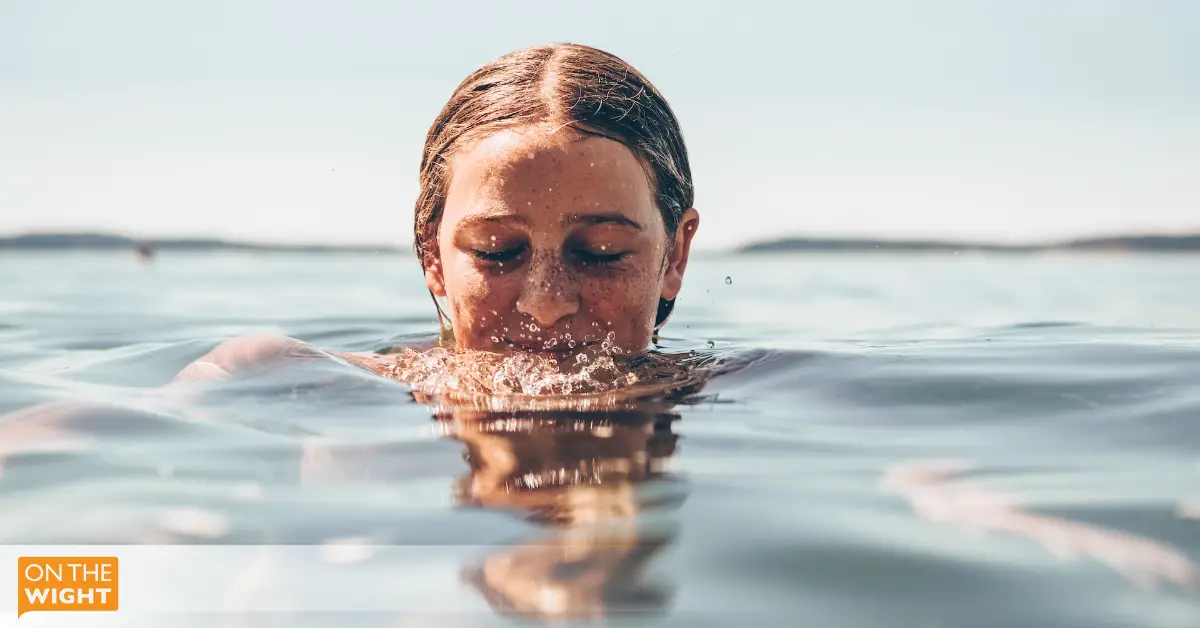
<box><xmin>174</xmin><ymin>333</ymin><xmax>443</xmax><ymax>383</ymax></box>
<box><xmin>174</xmin><ymin>333</ymin><xmax>324</xmax><ymax>382</ymax></box>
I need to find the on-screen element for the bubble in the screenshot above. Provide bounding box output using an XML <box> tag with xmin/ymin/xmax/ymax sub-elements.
<box><xmin>725</xmin><ymin>276</ymin><xmax>732</xmax><ymax>285</ymax></box>
<box><xmin>576</xmin><ymin>353</ymin><xmax>589</xmax><ymax>364</ymax></box>
<box><xmin>568</xmin><ymin>340</ymin><xmax>576</xmax><ymax>348</ymax></box>
<box><xmin>491</xmin><ymin>336</ymin><xmax>500</xmax><ymax>343</ymax></box>
<box><xmin>529</xmin><ymin>323</ymin><xmax>540</xmax><ymax>332</ymax></box>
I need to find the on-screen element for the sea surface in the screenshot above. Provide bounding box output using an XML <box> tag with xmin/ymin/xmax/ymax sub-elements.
<box><xmin>1</xmin><ymin>250</ymin><xmax>1198</xmax><ymax>627</ymax></box>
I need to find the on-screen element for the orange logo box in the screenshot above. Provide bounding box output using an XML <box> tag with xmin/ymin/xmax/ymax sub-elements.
<box><xmin>17</xmin><ymin>557</ymin><xmax>119</xmax><ymax>618</ymax></box>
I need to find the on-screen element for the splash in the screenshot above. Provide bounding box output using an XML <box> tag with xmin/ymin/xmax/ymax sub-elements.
<box><xmin>383</xmin><ymin>346</ymin><xmax>636</xmax><ymax>397</ymax></box>
<box><xmin>376</xmin><ymin>333</ymin><xmax>720</xmax><ymax>412</ymax></box>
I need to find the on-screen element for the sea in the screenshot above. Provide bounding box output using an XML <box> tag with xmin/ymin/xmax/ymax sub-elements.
<box><xmin>0</xmin><ymin>249</ymin><xmax>1197</xmax><ymax>627</ymax></box>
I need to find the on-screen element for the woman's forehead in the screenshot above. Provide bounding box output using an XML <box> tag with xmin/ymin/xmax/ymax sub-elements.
<box><xmin>443</xmin><ymin>129</ymin><xmax>658</xmax><ymax>228</ymax></box>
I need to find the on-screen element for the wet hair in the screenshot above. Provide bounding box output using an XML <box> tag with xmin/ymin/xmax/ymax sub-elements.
<box><xmin>414</xmin><ymin>43</ymin><xmax>694</xmax><ymax>328</ymax></box>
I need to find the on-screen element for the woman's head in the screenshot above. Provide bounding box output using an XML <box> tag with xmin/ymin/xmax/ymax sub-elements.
<box><xmin>415</xmin><ymin>44</ymin><xmax>699</xmax><ymax>356</ymax></box>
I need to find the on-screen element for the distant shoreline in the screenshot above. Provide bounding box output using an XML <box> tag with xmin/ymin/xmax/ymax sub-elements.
<box><xmin>1</xmin><ymin>231</ymin><xmax>1199</xmax><ymax>255</ymax></box>
<box><xmin>0</xmin><ymin>233</ymin><xmax>403</xmax><ymax>254</ymax></box>
<box><xmin>738</xmin><ymin>234</ymin><xmax>1200</xmax><ymax>254</ymax></box>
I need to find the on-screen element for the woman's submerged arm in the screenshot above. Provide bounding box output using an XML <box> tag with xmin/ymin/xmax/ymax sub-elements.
<box><xmin>172</xmin><ymin>333</ymin><xmax>328</xmax><ymax>383</ymax></box>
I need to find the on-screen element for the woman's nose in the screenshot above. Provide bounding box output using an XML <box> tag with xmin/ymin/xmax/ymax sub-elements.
<box><xmin>515</xmin><ymin>255</ymin><xmax>579</xmax><ymax>327</ymax></box>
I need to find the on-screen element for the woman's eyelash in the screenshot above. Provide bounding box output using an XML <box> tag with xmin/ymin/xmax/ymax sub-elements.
<box><xmin>575</xmin><ymin>250</ymin><xmax>627</xmax><ymax>267</ymax></box>
<box><xmin>472</xmin><ymin>245</ymin><xmax>526</xmax><ymax>262</ymax></box>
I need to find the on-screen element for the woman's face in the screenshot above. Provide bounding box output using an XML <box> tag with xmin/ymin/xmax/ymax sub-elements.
<box><xmin>427</xmin><ymin>128</ymin><xmax>699</xmax><ymax>357</ymax></box>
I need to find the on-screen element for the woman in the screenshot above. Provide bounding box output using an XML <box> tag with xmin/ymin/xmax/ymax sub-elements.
<box><xmin>178</xmin><ymin>43</ymin><xmax>701</xmax><ymax>390</ymax></box>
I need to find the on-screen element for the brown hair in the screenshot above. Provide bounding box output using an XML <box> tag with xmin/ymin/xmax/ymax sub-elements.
<box><xmin>414</xmin><ymin>43</ymin><xmax>693</xmax><ymax>328</ymax></box>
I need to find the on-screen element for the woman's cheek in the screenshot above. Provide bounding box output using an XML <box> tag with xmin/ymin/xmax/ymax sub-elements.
<box><xmin>584</xmin><ymin>273</ymin><xmax>660</xmax><ymax>348</ymax></box>
<box><xmin>447</xmin><ymin>272</ymin><xmax>510</xmax><ymax>346</ymax></box>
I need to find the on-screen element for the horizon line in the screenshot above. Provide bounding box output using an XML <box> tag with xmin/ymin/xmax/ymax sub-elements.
<box><xmin>2</xmin><ymin>228</ymin><xmax>1200</xmax><ymax>253</ymax></box>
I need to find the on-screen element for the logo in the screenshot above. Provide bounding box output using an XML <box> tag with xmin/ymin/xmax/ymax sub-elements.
<box><xmin>17</xmin><ymin>557</ymin><xmax>118</xmax><ymax>618</ymax></box>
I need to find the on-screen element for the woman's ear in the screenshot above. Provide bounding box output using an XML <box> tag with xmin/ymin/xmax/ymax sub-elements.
<box><xmin>660</xmin><ymin>208</ymin><xmax>700</xmax><ymax>301</ymax></box>
<box><xmin>424</xmin><ymin>250</ymin><xmax>447</xmax><ymax>297</ymax></box>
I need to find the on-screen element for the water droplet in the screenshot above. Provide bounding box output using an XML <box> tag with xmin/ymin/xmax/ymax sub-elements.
<box><xmin>490</xmin><ymin>235</ymin><xmax>496</xmax><ymax>242</ymax></box>
<box><xmin>576</xmin><ymin>353</ymin><xmax>589</xmax><ymax>364</ymax></box>
<box><xmin>568</xmin><ymin>340</ymin><xmax>576</xmax><ymax>348</ymax></box>
<box><xmin>706</xmin><ymin>340</ymin><xmax>715</xmax><ymax>349</ymax></box>
<box><xmin>725</xmin><ymin>276</ymin><xmax>732</xmax><ymax>285</ymax></box>
<box><xmin>491</xmin><ymin>336</ymin><xmax>499</xmax><ymax>343</ymax></box>
<box><xmin>529</xmin><ymin>323</ymin><xmax>540</xmax><ymax>332</ymax></box>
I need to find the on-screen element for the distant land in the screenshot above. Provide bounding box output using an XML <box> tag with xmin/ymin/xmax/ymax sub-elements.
<box><xmin>738</xmin><ymin>234</ymin><xmax>1200</xmax><ymax>254</ymax></box>
<box><xmin>2</xmin><ymin>231</ymin><xmax>1200</xmax><ymax>255</ymax></box>
<box><xmin>0</xmin><ymin>233</ymin><xmax>403</xmax><ymax>253</ymax></box>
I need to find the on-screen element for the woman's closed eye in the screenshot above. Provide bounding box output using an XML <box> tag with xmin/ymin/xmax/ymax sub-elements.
<box><xmin>472</xmin><ymin>243</ymin><xmax>527</xmax><ymax>263</ymax></box>
<box><xmin>573</xmin><ymin>247</ymin><xmax>628</xmax><ymax>267</ymax></box>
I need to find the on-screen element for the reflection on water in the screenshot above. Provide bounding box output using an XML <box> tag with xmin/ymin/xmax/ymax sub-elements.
<box><xmin>442</xmin><ymin>410</ymin><xmax>686</xmax><ymax>621</ymax></box>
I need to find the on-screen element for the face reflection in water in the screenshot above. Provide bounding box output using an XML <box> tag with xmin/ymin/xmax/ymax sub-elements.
<box><xmin>441</xmin><ymin>409</ymin><xmax>686</xmax><ymax>620</ymax></box>
<box><xmin>424</xmin><ymin>128</ymin><xmax>700</xmax><ymax>359</ymax></box>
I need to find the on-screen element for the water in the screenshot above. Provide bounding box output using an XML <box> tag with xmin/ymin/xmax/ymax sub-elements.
<box><xmin>1</xmin><ymin>250</ymin><xmax>1198</xmax><ymax>626</ymax></box>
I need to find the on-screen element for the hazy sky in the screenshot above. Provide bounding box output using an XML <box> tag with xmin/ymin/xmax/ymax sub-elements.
<box><xmin>2</xmin><ymin>0</ymin><xmax>1198</xmax><ymax>249</ymax></box>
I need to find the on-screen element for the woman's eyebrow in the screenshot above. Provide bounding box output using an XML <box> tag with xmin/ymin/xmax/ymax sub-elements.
<box><xmin>563</xmin><ymin>212</ymin><xmax>644</xmax><ymax>231</ymax></box>
<box><xmin>456</xmin><ymin>210</ymin><xmax>531</xmax><ymax>230</ymax></box>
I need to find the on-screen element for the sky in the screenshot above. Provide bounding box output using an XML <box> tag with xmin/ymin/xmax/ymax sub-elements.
<box><xmin>2</xmin><ymin>0</ymin><xmax>1198</xmax><ymax>250</ymax></box>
